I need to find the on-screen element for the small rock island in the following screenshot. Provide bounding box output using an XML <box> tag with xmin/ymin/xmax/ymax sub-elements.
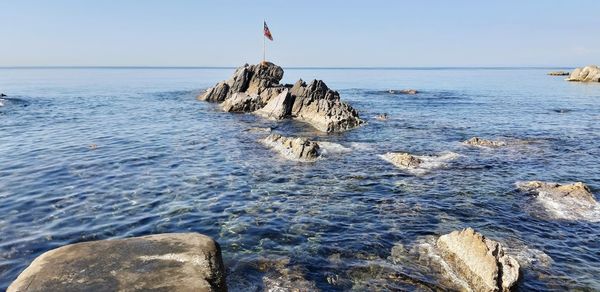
<box><xmin>198</xmin><ymin>62</ymin><xmax>364</xmax><ymax>132</ymax></box>
<box><xmin>566</xmin><ymin>65</ymin><xmax>600</xmax><ymax>82</ymax></box>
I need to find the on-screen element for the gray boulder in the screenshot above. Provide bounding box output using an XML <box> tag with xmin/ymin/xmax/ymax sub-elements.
<box><xmin>198</xmin><ymin>62</ymin><xmax>363</xmax><ymax>132</ymax></box>
<box><xmin>566</xmin><ymin>65</ymin><xmax>600</xmax><ymax>82</ymax></box>
<box><xmin>261</xmin><ymin>134</ymin><xmax>320</xmax><ymax>162</ymax></box>
<box><xmin>463</xmin><ymin>137</ymin><xmax>507</xmax><ymax>148</ymax></box>
<box><xmin>547</xmin><ymin>71</ymin><xmax>569</xmax><ymax>76</ymax></box>
<box><xmin>8</xmin><ymin>233</ymin><xmax>227</xmax><ymax>292</ymax></box>
<box><xmin>437</xmin><ymin>228</ymin><xmax>520</xmax><ymax>292</ymax></box>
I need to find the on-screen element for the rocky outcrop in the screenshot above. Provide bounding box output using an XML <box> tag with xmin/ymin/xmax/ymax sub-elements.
<box><xmin>566</xmin><ymin>65</ymin><xmax>600</xmax><ymax>82</ymax></box>
<box><xmin>261</xmin><ymin>134</ymin><xmax>320</xmax><ymax>162</ymax></box>
<box><xmin>380</xmin><ymin>151</ymin><xmax>460</xmax><ymax>175</ymax></box>
<box><xmin>463</xmin><ymin>137</ymin><xmax>507</xmax><ymax>148</ymax></box>
<box><xmin>8</xmin><ymin>233</ymin><xmax>227</xmax><ymax>292</ymax></box>
<box><xmin>547</xmin><ymin>71</ymin><xmax>569</xmax><ymax>76</ymax></box>
<box><xmin>437</xmin><ymin>228</ymin><xmax>520</xmax><ymax>292</ymax></box>
<box><xmin>198</xmin><ymin>62</ymin><xmax>363</xmax><ymax>132</ymax></box>
<box><xmin>516</xmin><ymin>181</ymin><xmax>600</xmax><ymax>221</ymax></box>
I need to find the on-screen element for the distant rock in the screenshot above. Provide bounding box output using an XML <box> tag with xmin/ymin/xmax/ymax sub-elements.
<box><xmin>375</xmin><ymin>113</ymin><xmax>389</xmax><ymax>121</ymax></box>
<box><xmin>261</xmin><ymin>134</ymin><xmax>320</xmax><ymax>162</ymax></box>
<box><xmin>198</xmin><ymin>62</ymin><xmax>363</xmax><ymax>132</ymax></box>
<box><xmin>437</xmin><ymin>228</ymin><xmax>520</xmax><ymax>292</ymax></box>
<box><xmin>566</xmin><ymin>65</ymin><xmax>600</xmax><ymax>82</ymax></box>
<box><xmin>388</xmin><ymin>89</ymin><xmax>418</xmax><ymax>95</ymax></box>
<box><xmin>380</xmin><ymin>151</ymin><xmax>460</xmax><ymax>175</ymax></box>
<box><xmin>8</xmin><ymin>233</ymin><xmax>227</xmax><ymax>292</ymax></box>
<box><xmin>381</xmin><ymin>152</ymin><xmax>423</xmax><ymax>169</ymax></box>
<box><xmin>0</xmin><ymin>93</ymin><xmax>6</xmax><ymax>97</ymax></box>
<box><xmin>516</xmin><ymin>181</ymin><xmax>600</xmax><ymax>221</ymax></box>
<box><xmin>463</xmin><ymin>137</ymin><xmax>507</xmax><ymax>148</ymax></box>
<box><xmin>547</xmin><ymin>71</ymin><xmax>569</xmax><ymax>76</ymax></box>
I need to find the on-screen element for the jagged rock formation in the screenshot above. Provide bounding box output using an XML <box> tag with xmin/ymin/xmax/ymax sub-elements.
<box><xmin>261</xmin><ymin>134</ymin><xmax>320</xmax><ymax>162</ymax></box>
<box><xmin>198</xmin><ymin>62</ymin><xmax>363</xmax><ymax>132</ymax></box>
<box><xmin>437</xmin><ymin>228</ymin><xmax>520</xmax><ymax>292</ymax></box>
<box><xmin>8</xmin><ymin>233</ymin><xmax>227</xmax><ymax>292</ymax></box>
<box><xmin>566</xmin><ymin>65</ymin><xmax>600</xmax><ymax>82</ymax></box>
<box><xmin>517</xmin><ymin>181</ymin><xmax>600</xmax><ymax>221</ymax></box>
<box><xmin>463</xmin><ymin>137</ymin><xmax>507</xmax><ymax>148</ymax></box>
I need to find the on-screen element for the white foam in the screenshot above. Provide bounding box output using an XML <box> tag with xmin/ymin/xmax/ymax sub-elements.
<box><xmin>317</xmin><ymin>141</ymin><xmax>352</xmax><ymax>155</ymax></box>
<box><xmin>534</xmin><ymin>191</ymin><xmax>600</xmax><ymax>222</ymax></box>
<box><xmin>380</xmin><ymin>151</ymin><xmax>461</xmax><ymax>175</ymax></box>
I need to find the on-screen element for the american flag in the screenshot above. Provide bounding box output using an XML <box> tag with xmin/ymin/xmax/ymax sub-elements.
<box><xmin>264</xmin><ymin>21</ymin><xmax>273</xmax><ymax>41</ymax></box>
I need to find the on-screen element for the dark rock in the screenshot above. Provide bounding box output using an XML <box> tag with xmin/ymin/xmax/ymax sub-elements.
<box><xmin>221</xmin><ymin>93</ymin><xmax>263</xmax><ymax>112</ymax></box>
<box><xmin>8</xmin><ymin>233</ymin><xmax>227</xmax><ymax>292</ymax></box>
<box><xmin>262</xmin><ymin>134</ymin><xmax>320</xmax><ymax>162</ymax></box>
<box><xmin>547</xmin><ymin>71</ymin><xmax>569</xmax><ymax>76</ymax></box>
<box><xmin>198</xmin><ymin>81</ymin><xmax>229</xmax><ymax>102</ymax></box>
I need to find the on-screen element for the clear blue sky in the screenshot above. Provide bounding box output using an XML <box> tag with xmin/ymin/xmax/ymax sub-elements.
<box><xmin>0</xmin><ymin>1</ymin><xmax>598</xmax><ymax>67</ymax></box>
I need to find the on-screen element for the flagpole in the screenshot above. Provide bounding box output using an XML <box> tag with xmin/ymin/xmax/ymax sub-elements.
<box><xmin>263</xmin><ymin>20</ymin><xmax>266</xmax><ymax>63</ymax></box>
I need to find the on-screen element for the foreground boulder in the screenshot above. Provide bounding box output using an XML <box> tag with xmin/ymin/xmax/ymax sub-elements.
<box><xmin>463</xmin><ymin>137</ymin><xmax>507</xmax><ymax>148</ymax></box>
<box><xmin>437</xmin><ymin>228</ymin><xmax>520</xmax><ymax>292</ymax></box>
<box><xmin>8</xmin><ymin>233</ymin><xmax>227</xmax><ymax>292</ymax></box>
<box><xmin>261</xmin><ymin>134</ymin><xmax>320</xmax><ymax>162</ymax></box>
<box><xmin>198</xmin><ymin>62</ymin><xmax>363</xmax><ymax>132</ymax></box>
<box><xmin>517</xmin><ymin>181</ymin><xmax>600</xmax><ymax>221</ymax></box>
<box><xmin>566</xmin><ymin>65</ymin><xmax>600</xmax><ymax>82</ymax></box>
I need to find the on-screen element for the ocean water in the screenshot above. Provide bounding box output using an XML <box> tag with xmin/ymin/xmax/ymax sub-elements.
<box><xmin>1</xmin><ymin>67</ymin><xmax>599</xmax><ymax>290</ymax></box>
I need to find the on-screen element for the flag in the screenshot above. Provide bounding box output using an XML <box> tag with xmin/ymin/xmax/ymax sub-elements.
<box><xmin>264</xmin><ymin>21</ymin><xmax>273</xmax><ymax>41</ymax></box>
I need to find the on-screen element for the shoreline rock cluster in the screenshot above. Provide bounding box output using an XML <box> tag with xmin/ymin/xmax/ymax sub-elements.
<box><xmin>566</xmin><ymin>65</ymin><xmax>600</xmax><ymax>82</ymax></box>
<box><xmin>198</xmin><ymin>62</ymin><xmax>364</xmax><ymax>132</ymax></box>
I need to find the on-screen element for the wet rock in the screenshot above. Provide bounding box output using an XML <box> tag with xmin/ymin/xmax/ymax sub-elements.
<box><xmin>437</xmin><ymin>228</ymin><xmax>520</xmax><ymax>292</ymax></box>
<box><xmin>261</xmin><ymin>134</ymin><xmax>320</xmax><ymax>162</ymax></box>
<box><xmin>566</xmin><ymin>65</ymin><xmax>600</xmax><ymax>82</ymax></box>
<box><xmin>381</xmin><ymin>152</ymin><xmax>423</xmax><ymax>168</ymax></box>
<box><xmin>221</xmin><ymin>92</ymin><xmax>263</xmax><ymax>112</ymax></box>
<box><xmin>198</xmin><ymin>62</ymin><xmax>363</xmax><ymax>132</ymax></box>
<box><xmin>547</xmin><ymin>71</ymin><xmax>570</xmax><ymax>76</ymax></box>
<box><xmin>388</xmin><ymin>89</ymin><xmax>418</xmax><ymax>94</ymax></box>
<box><xmin>244</xmin><ymin>127</ymin><xmax>272</xmax><ymax>133</ymax></box>
<box><xmin>8</xmin><ymin>233</ymin><xmax>227</xmax><ymax>292</ymax></box>
<box><xmin>516</xmin><ymin>181</ymin><xmax>600</xmax><ymax>221</ymax></box>
<box><xmin>255</xmin><ymin>257</ymin><xmax>318</xmax><ymax>292</ymax></box>
<box><xmin>0</xmin><ymin>93</ymin><xmax>6</xmax><ymax>97</ymax></box>
<box><xmin>254</xmin><ymin>89</ymin><xmax>293</xmax><ymax>120</ymax></box>
<box><xmin>463</xmin><ymin>137</ymin><xmax>507</xmax><ymax>148</ymax></box>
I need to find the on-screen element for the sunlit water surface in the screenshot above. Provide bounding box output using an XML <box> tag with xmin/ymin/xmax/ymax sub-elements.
<box><xmin>1</xmin><ymin>68</ymin><xmax>599</xmax><ymax>290</ymax></box>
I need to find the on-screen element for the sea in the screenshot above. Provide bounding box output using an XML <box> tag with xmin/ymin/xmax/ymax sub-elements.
<box><xmin>1</xmin><ymin>67</ymin><xmax>599</xmax><ymax>290</ymax></box>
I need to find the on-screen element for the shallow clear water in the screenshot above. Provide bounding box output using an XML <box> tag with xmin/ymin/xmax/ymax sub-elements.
<box><xmin>1</xmin><ymin>67</ymin><xmax>599</xmax><ymax>290</ymax></box>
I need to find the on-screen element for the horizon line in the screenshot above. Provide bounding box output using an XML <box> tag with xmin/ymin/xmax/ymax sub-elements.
<box><xmin>0</xmin><ymin>65</ymin><xmax>576</xmax><ymax>70</ymax></box>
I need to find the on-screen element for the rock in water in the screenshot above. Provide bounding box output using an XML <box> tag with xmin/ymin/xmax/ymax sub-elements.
<box><xmin>437</xmin><ymin>228</ymin><xmax>520</xmax><ymax>292</ymax></box>
<box><xmin>262</xmin><ymin>134</ymin><xmax>320</xmax><ymax>162</ymax></box>
<box><xmin>516</xmin><ymin>181</ymin><xmax>600</xmax><ymax>221</ymax></box>
<box><xmin>388</xmin><ymin>89</ymin><xmax>418</xmax><ymax>94</ymax></box>
<box><xmin>566</xmin><ymin>65</ymin><xmax>600</xmax><ymax>82</ymax></box>
<box><xmin>8</xmin><ymin>233</ymin><xmax>227</xmax><ymax>292</ymax></box>
<box><xmin>381</xmin><ymin>152</ymin><xmax>423</xmax><ymax>168</ymax></box>
<box><xmin>547</xmin><ymin>71</ymin><xmax>570</xmax><ymax>76</ymax></box>
<box><xmin>198</xmin><ymin>62</ymin><xmax>363</xmax><ymax>132</ymax></box>
<box><xmin>463</xmin><ymin>137</ymin><xmax>507</xmax><ymax>148</ymax></box>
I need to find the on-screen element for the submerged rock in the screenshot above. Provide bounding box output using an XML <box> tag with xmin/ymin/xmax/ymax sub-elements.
<box><xmin>388</xmin><ymin>89</ymin><xmax>418</xmax><ymax>95</ymax></box>
<box><xmin>380</xmin><ymin>151</ymin><xmax>459</xmax><ymax>175</ymax></box>
<box><xmin>463</xmin><ymin>137</ymin><xmax>507</xmax><ymax>148</ymax></box>
<box><xmin>516</xmin><ymin>181</ymin><xmax>600</xmax><ymax>221</ymax></box>
<box><xmin>547</xmin><ymin>71</ymin><xmax>570</xmax><ymax>76</ymax></box>
<box><xmin>261</xmin><ymin>134</ymin><xmax>320</xmax><ymax>162</ymax></box>
<box><xmin>198</xmin><ymin>62</ymin><xmax>363</xmax><ymax>132</ymax></box>
<box><xmin>566</xmin><ymin>65</ymin><xmax>600</xmax><ymax>82</ymax></box>
<box><xmin>437</xmin><ymin>228</ymin><xmax>520</xmax><ymax>292</ymax></box>
<box><xmin>8</xmin><ymin>233</ymin><xmax>227</xmax><ymax>292</ymax></box>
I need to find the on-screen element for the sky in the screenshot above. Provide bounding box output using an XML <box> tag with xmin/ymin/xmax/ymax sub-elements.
<box><xmin>0</xmin><ymin>1</ymin><xmax>599</xmax><ymax>67</ymax></box>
